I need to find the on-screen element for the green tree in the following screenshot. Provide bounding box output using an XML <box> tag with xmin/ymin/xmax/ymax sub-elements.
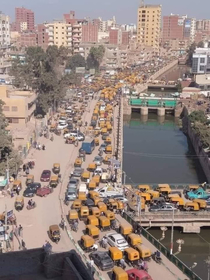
<box><xmin>0</xmin><ymin>101</ymin><xmax>22</xmax><ymax>176</ymax></box>
<box><xmin>86</xmin><ymin>45</ymin><xmax>105</xmax><ymax>70</ymax></box>
<box><xmin>189</xmin><ymin>110</ymin><xmax>207</xmax><ymax>124</ymax></box>
<box><xmin>66</xmin><ymin>54</ymin><xmax>86</xmax><ymax>71</ymax></box>
<box><xmin>187</xmin><ymin>42</ymin><xmax>196</xmax><ymax>66</ymax></box>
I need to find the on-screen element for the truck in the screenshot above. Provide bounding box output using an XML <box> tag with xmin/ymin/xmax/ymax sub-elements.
<box><xmin>96</xmin><ymin>185</ymin><xmax>123</xmax><ymax>198</ymax></box>
<box><xmin>186</xmin><ymin>188</ymin><xmax>210</xmax><ymax>200</ymax></box>
<box><xmin>80</xmin><ymin>137</ymin><xmax>95</xmax><ymax>154</ymax></box>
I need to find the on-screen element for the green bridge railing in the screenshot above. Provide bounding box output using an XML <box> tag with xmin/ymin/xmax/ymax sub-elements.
<box><xmin>125</xmin><ymin>183</ymin><xmax>210</xmax><ymax>190</ymax></box>
<box><xmin>129</xmin><ymin>98</ymin><xmax>177</xmax><ymax>108</ymax></box>
<box><xmin>123</xmin><ymin>212</ymin><xmax>202</xmax><ymax>280</ymax></box>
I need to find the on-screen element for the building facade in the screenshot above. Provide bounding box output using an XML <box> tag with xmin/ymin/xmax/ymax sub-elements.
<box><xmin>183</xmin><ymin>18</ymin><xmax>196</xmax><ymax>42</ymax></box>
<box><xmin>14</xmin><ymin>7</ymin><xmax>35</xmax><ymax>32</ymax></box>
<box><xmin>192</xmin><ymin>45</ymin><xmax>210</xmax><ymax>74</ymax></box>
<box><xmin>0</xmin><ymin>12</ymin><xmax>10</xmax><ymax>47</ymax></box>
<box><xmin>45</xmin><ymin>21</ymin><xmax>72</xmax><ymax>49</ymax></box>
<box><xmin>137</xmin><ymin>4</ymin><xmax>161</xmax><ymax>50</ymax></box>
<box><xmin>81</xmin><ymin>20</ymin><xmax>98</xmax><ymax>43</ymax></box>
<box><xmin>37</xmin><ymin>24</ymin><xmax>49</xmax><ymax>50</ymax></box>
<box><xmin>162</xmin><ymin>14</ymin><xmax>184</xmax><ymax>42</ymax></box>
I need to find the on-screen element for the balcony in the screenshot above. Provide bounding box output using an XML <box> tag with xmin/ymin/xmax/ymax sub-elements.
<box><xmin>66</xmin><ymin>32</ymin><xmax>72</xmax><ymax>37</ymax></box>
<box><xmin>73</xmin><ymin>28</ymin><xmax>82</xmax><ymax>33</ymax></box>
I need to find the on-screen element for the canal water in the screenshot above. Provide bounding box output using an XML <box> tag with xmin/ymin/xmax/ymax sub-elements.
<box><xmin>123</xmin><ymin>112</ymin><xmax>208</xmax><ymax>279</ymax></box>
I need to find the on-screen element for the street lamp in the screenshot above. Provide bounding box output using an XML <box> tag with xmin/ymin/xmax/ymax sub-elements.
<box><xmin>159</xmin><ymin>226</ymin><xmax>167</xmax><ymax>241</ymax></box>
<box><xmin>205</xmin><ymin>256</ymin><xmax>210</xmax><ymax>280</ymax></box>
<box><xmin>170</xmin><ymin>206</ymin><xmax>175</xmax><ymax>255</ymax></box>
<box><xmin>176</xmin><ymin>239</ymin><xmax>184</xmax><ymax>253</ymax></box>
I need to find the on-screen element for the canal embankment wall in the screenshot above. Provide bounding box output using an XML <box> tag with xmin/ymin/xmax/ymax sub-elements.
<box><xmin>182</xmin><ymin>107</ymin><xmax>210</xmax><ymax>183</ymax></box>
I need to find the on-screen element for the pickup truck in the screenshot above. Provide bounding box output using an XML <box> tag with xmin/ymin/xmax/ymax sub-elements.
<box><xmin>186</xmin><ymin>188</ymin><xmax>210</xmax><ymax>200</ymax></box>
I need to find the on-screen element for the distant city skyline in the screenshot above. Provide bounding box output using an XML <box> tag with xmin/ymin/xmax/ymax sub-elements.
<box><xmin>3</xmin><ymin>0</ymin><xmax>210</xmax><ymax>24</ymax></box>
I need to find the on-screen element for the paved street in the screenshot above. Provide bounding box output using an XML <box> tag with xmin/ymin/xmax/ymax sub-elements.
<box><xmin>0</xmin><ymin>93</ymin><xmax>188</xmax><ymax>280</ymax></box>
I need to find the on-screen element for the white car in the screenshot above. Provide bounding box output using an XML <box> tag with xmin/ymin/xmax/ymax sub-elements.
<box><xmin>105</xmin><ymin>233</ymin><xmax>129</xmax><ymax>251</ymax></box>
<box><xmin>57</xmin><ymin>123</ymin><xmax>68</xmax><ymax>130</ymax></box>
<box><xmin>94</xmin><ymin>167</ymin><xmax>104</xmax><ymax>176</ymax></box>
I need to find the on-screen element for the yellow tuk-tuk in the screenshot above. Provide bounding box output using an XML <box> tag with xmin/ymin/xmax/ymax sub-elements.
<box><xmin>49</xmin><ymin>225</ymin><xmax>60</xmax><ymax>243</ymax></box>
<box><xmin>93</xmin><ymin>196</ymin><xmax>102</xmax><ymax>206</ymax></box>
<box><xmin>80</xmin><ymin>235</ymin><xmax>95</xmax><ymax>252</ymax></box>
<box><xmin>108</xmin><ymin>199</ymin><xmax>118</xmax><ymax>211</ymax></box>
<box><xmin>68</xmin><ymin>210</ymin><xmax>78</xmax><ymax>224</ymax></box>
<box><xmin>86</xmin><ymin>225</ymin><xmax>100</xmax><ymax>239</ymax></box>
<box><xmin>140</xmin><ymin>193</ymin><xmax>151</xmax><ymax>204</ymax></box>
<box><xmin>78</xmin><ymin>192</ymin><xmax>87</xmax><ymax>201</ymax></box>
<box><xmin>107</xmin><ymin>124</ymin><xmax>112</xmax><ymax>132</ymax></box>
<box><xmin>105</xmin><ymin>145</ymin><xmax>112</xmax><ymax>154</ymax></box>
<box><xmin>105</xmin><ymin>137</ymin><xmax>112</xmax><ymax>144</ymax></box>
<box><xmin>170</xmin><ymin>197</ymin><xmax>185</xmax><ymax>210</ymax></box>
<box><xmin>127</xmin><ymin>233</ymin><xmax>142</xmax><ymax>247</ymax></box>
<box><xmin>72</xmin><ymin>199</ymin><xmax>82</xmax><ymax>211</ymax></box>
<box><xmin>138</xmin><ymin>185</ymin><xmax>150</xmax><ymax>192</ymax></box>
<box><xmin>135</xmin><ymin>244</ymin><xmax>152</xmax><ymax>261</ymax></box>
<box><xmin>103</xmin><ymin>155</ymin><xmax>112</xmax><ymax>164</ymax></box>
<box><xmin>88</xmin><ymin>180</ymin><xmax>97</xmax><ymax>190</ymax></box>
<box><xmin>88</xmin><ymin>163</ymin><xmax>97</xmax><ymax>172</ymax></box>
<box><xmin>74</xmin><ymin>158</ymin><xmax>82</xmax><ymax>167</ymax></box>
<box><xmin>90</xmin><ymin>207</ymin><xmax>100</xmax><ymax>217</ymax></box>
<box><xmin>112</xmin><ymin>266</ymin><xmax>128</xmax><ymax>280</ymax></box>
<box><xmin>95</xmin><ymin>138</ymin><xmax>100</xmax><ymax>146</ymax></box>
<box><xmin>81</xmin><ymin>171</ymin><xmax>90</xmax><ymax>182</ymax></box>
<box><xmin>89</xmin><ymin>191</ymin><xmax>99</xmax><ymax>199</ymax></box>
<box><xmin>147</xmin><ymin>190</ymin><xmax>159</xmax><ymax>198</ymax></box>
<box><xmin>124</xmin><ymin>248</ymin><xmax>139</xmax><ymax>266</ymax></box>
<box><xmin>98</xmin><ymin>216</ymin><xmax>110</xmax><ymax>231</ymax></box>
<box><xmin>53</xmin><ymin>163</ymin><xmax>60</xmax><ymax>174</ymax></box>
<box><xmin>92</xmin><ymin>175</ymin><xmax>100</xmax><ymax>186</ymax></box>
<box><xmin>50</xmin><ymin>175</ymin><xmax>58</xmax><ymax>188</ymax></box>
<box><xmin>50</xmin><ymin>124</ymin><xmax>56</xmax><ymax>132</ymax></box>
<box><xmin>101</xmin><ymin>128</ymin><xmax>108</xmax><ymax>134</ymax></box>
<box><xmin>109</xmin><ymin>247</ymin><xmax>123</xmax><ymax>265</ymax></box>
<box><xmin>87</xmin><ymin>215</ymin><xmax>99</xmax><ymax>226</ymax></box>
<box><xmin>26</xmin><ymin>175</ymin><xmax>34</xmax><ymax>186</ymax></box>
<box><xmin>184</xmin><ymin>202</ymin><xmax>200</xmax><ymax>211</ymax></box>
<box><xmin>104</xmin><ymin>210</ymin><xmax>115</xmax><ymax>221</ymax></box>
<box><xmin>189</xmin><ymin>185</ymin><xmax>199</xmax><ymax>191</ymax></box>
<box><xmin>97</xmin><ymin>202</ymin><xmax>107</xmax><ymax>213</ymax></box>
<box><xmin>15</xmin><ymin>196</ymin><xmax>24</xmax><ymax>211</ymax></box>
<box><xmin>159</xmin><ymin>187</ymin><xmax>171</xmax><ymax>197</ymax></box>
<box><xmin>194</xmin><ymin>199</ymin><xmax>207</xmax><ymax>210</ymax></box>
<box><xmin>12</xmin><ymin>180</ymin><xmax>22</xmax><ymax>192</ymax></box>
<box><xmin>119</xmin><ymin>223</ymin><xmax>133</xmax><ymax>237</ymax></box>
<box><xmin>79</xmin><ymin>206</ymin><xmax>89</xmax><ymax>221</ymax></box>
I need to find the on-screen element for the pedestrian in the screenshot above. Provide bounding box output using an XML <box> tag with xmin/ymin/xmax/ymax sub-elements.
<box><xmin>18</xmin><ymin>225</ymin><xmax>23</xmax><ymax>238</ymax></box>
<box><xmin>23</xmin><ymin>164</ymin><xmax>26</xmax><ymax>172</ymax></box>
<box><xmin>10</xmin><ymin>190</ymin><xmax>14</xmax><ymax>198</ymax></box>
<box><xmin>16</xmin><ymin>188</ymin><xmax>20</xmax><ymax>196</ymax></box>
<box><xmin>21</xmin><ymin>239</ymin><xmax>26</xmax><ymax>250</ymax></box>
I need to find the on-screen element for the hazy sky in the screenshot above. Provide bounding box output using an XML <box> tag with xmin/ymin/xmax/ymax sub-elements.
<box><xmin>2</xmin><ymin>0</ymin><xmax>210</xmax><ymax>24</ymax></box>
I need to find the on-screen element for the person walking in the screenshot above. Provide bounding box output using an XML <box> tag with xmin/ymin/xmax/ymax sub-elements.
<box><xmin>18</xmin><ymin>225</ymin><xmax>23</xmax><ymax>238</ymax></box>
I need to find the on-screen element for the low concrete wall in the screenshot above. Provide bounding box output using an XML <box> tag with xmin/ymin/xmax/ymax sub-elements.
<box><xmin>182</xmin><ymin>107</ymin><xmax>210</xmax><ymax>183</ymax></box>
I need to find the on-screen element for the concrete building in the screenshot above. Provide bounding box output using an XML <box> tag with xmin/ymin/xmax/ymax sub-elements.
<box><xmin>196</xmin><ymin>19</ymin><xmax>210</xmax><ymax>32</ymax></box>
<box><xmin>14</xmin><ymin>7</ymin><xmax>35</xmax><ymax>32</ymax></box>
<box><xmin>18</xmin><ymin>32</ymin><xmax>37</xmax><ymax>48</ymax></box>
<box><xmin>137</xmin><ymin>4</ymin><xmax>161</xmax><ymax>50</ymax></box>
<box><xmin>0</xmin><ymin>12</ymin><xmax>10</xmax><ymax>48</ymax></box>
<box><xmin>192</xmin><ymin>44</ymin><xmax>210</xmax><ymax>74</ymax></box>
<box><xmin>81</xmin><ymin>20</ymin><xmax>98</xmax><ymax>43</ymax></box>
<box><xmin>162</xmin><ymin>14</ymin><xmax>184</xmax><ymax>42</ymax></box>
<box><xmin>0</xmin><ymin>85</ymin><xmax>37</xmax><ymax>127</ymax></box>
<box><xmin>163</xmin><ymin>38</ymin><xmax>189</xmax><ymax>53</ymax></box>
<box><xmin>109</xmin><ymin>28</ymin><xmax>130</xmax><ymax>45</ymax></box>
<box><xmin>72</xmin><ymin>23</ymin><xmax>82</xmax><ymax>54</ymax></box>
<box><xmin>183</xmin><ymin>18</ymin><xmax>196</xmax><ymax>42</ymax></box>
<box><xmin>45</xmin><ymin>21</ymin><xmax>72</xmax><ymax>49</ymax></box>
<box><xmin>37</xmin><ymin>24</ymin><xmax>49</xmax><ymax>50</ymax></box>
<box><xmin>98</xmin><ymin>16</ymin><xmax>116</xmax><ymax>32</ymax></box>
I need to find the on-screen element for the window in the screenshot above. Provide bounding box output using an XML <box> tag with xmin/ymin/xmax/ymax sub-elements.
<box><xmin>200</xmin><ymin>58</ymin><xmax>205</xmax><ymax>63</ymax></box>
<box><xmin>3</xmin><ymin>106</ymin><xmax>9</xmax><ymax>111</ymax></box>
<box><xmin>12</xmin><ymin>106</ymin><xmax>18</xmax><ymax>112</ymax></box>
<box><xmin>200</xmin><ymin>66</ymin><xmax>205</xmax><ymax>71</ymax></box>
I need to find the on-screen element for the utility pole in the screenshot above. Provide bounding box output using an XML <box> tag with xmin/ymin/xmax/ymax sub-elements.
<box><xmin>170</xmin><ymin>206</ymin><xmax>174</xmax><ymax>255</ymax></box>
<box><xmin>4</xmin><ymin>204</ymin><xmax>7</xmax><ymax>252</ymax></box>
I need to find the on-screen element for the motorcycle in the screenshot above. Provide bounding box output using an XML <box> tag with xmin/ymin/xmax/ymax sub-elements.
<box><xmin>152</xmin><ymin>253</ymin><xmax>162</xmax><ymax>264</ymax></box>
<box><xmin>26</xmin><ymin>202</ymin><xmax>36</xmax><ymax>210</ymax></box>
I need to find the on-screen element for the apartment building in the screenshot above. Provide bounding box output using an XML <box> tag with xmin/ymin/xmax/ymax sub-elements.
<box><xmin>0</xmin><ymin>12</ymin><xmax>10</xmax><ymax>47</ymax></box>
<box><xmin>109</xmin><ymin>28</ymin><xmax>130</xmax><ymax>45</ymax></box>
<box><xmin>162</xmin><ymin>14</ymin><xmax>184</xmax><ymax>42</ymax></box>
<box><xmin>37</xmin><ymin>24</ymin><xmax>49</xmax><ymax>50</ymax></box>
<box><xmin>13</xmin><ymin>7</ymin><xmax>35</xmax><ymax>32</ymax></box>
<box><xmin>72</xmin><ymin>23</ymin><xmax>82</xmax><ymax>53</ymax></box>
<box><xmin>0</xmin><ymin>85</ymin><xmax>37</xmax><ymax>126</ymax></box>
<box><xmin>45</xmin><ymin>21</ymin><xmax>72</xmax><ymax>49</ymax></box>
<box><xmin>192</xmin><ymin>44</ymin><xmax>210</xmax><ymax>74</ymax></box>
<box><xmin>137</xmin><ymin>4</ymin><xmax>161</xmax><ymax>50</ymax></box>
<box><xmin>81</xmin><ymin>20</ymin><xmax>98</xmax><ymax>43</ymax></box>
<box><xmin>18</xmin><ymin>32</ymin><xmax>37</xmax><ymax>48</ymax></box>
<box><xmin>183</xmin><ymin>18</ymin><xmax>196</xmax><ymax>43</ymax></box>
<box><xmin>98</xmin><ymin>16</ymin><xmax>116</xmax><ymax>32</ymax></box>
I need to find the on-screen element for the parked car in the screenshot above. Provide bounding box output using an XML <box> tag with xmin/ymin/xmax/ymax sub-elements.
<box><xmin>99</xmin><ymin>143</ymin><xmax>108</xmax><ymax>152</ymax></box>
<box><xmin>89</xmin><ymin>251</ymin><xmax>114</xmax><ymax>271</ymax></box>
<box><xmin>67</xmin><ymin>178</ymin><xmax>79</xmax><ymax>189</ymax></box>
<box><xmin>65</xmin><ymin>188</ymin><xmax>77</xmax><ymax>201</ymax></box>
<box><xmin>40</xmin><ymin>170</ymin><xmax>51</xmax><ymax>182</ymax></box>
<box><xmin>105</xmin><ymin>232</ymin><xmax>129</xmax><ymax>251</ymax></box>
<box><xmin>57</xmin><ymin>123</ymin><xmax>68</xmax><ymax>130</ymax></box>
<box><xmin>23</xmin><ymin>183</ymin><xmax>41</xmax><ymax>197</ymax></box>
<box><xmin>126</xmin><ymin>269</ymin><xmax>153</xmax><ymax>280</ymax></box>
<box><xmin>84</xmin><ymin>198</ymin><xmax>94</xmax><ymax>208</ymax></box>
<box><xmin>112</xmin><ymin>195</ymin><xmax>128</xmax><ymax>203</ymax></box>
<box><xmin>93</xmin><ymin>156</ymin><xmax>103</xmax><ymax>166</ymax></box>
<box><xmin>149</xmin><ymin>203</ymin><xmax>177</xmax><ymax>212</ymax></box>
<box><xmin>102</xmin><ymin>133</ymin><xmax>109</xmax><ymax>141</ymax></box>
<box><xmin>70</xmin><ymin>167</ymin><xmax>84</xmax><ymax>178</ymax></box>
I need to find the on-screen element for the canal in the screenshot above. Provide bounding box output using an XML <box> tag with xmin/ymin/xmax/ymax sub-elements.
<box><xmin>123</xmin><ymin>112</ymin><xmax>208</xmax><ymax>279</ymax></box>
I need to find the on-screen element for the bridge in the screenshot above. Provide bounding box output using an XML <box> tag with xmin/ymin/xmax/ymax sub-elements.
<box><xmin>147</xmin><ymin>84</ymin><xmax>178</xmax><ymax>91</ymax></box>
<box><xmin>127</xmin><ymin>211</ymin><xmax>210</xmax><ymax>233</ymax></box>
